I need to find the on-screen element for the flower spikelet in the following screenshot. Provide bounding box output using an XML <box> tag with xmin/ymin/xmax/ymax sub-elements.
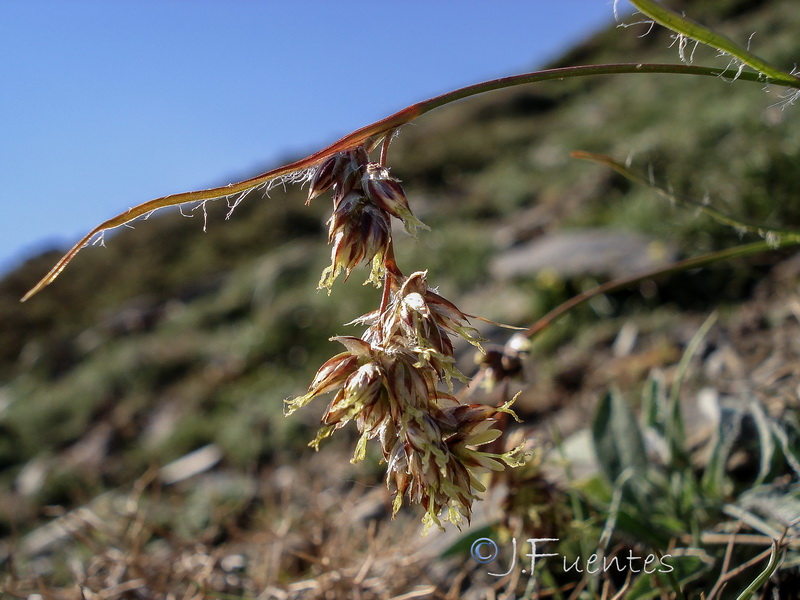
<box><xmin>287</xmin><ymin>148</ymin><xmax>522</xmax><ymax>528</ymax></box>
<box><xmin>362</xmin><ymin>163</ymin><xmax>429</xmax><ymax>236</ymax></box>
<box><xmin>394</xmin><ymin>400</ymin><xmax>523</xmax><ymax>531</ymax></box>
<box><xmin>319</xmin><ymin>194</ymin><xmax>391</xmax><ymax>291</ymax></box>
<box><xmin>312</xmin><ymin>147</ymin><xmax>428</xmax><ymax>292</ymax></box>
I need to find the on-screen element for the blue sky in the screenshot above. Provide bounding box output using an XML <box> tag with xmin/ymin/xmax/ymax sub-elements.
<box><xmin>1</xmin><ymin>1</ymin><xmax>630</xmax><ymax>278</ymax></box>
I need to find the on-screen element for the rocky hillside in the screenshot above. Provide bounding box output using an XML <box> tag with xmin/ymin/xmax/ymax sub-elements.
<box><xmin>3</xmin><ymin>1</ymin><xmax>800</xmax><ymax>597</ymax></box>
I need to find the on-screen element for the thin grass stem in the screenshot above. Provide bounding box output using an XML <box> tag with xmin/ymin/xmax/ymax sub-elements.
<box><xmin>22</xmin><ymin>63</ymin><xmax>800</xmax><ymax>302</ymax></box>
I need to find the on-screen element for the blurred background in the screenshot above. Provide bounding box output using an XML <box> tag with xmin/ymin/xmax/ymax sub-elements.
<box><xmin>1</xmin><ymin>0</ymin><xmax>620</xmax><ymax>276</ymax></box>
<box><xmin>4</xmin><ymin>1</ymin><xmax>800</xmax><ymax>597</ymax></box>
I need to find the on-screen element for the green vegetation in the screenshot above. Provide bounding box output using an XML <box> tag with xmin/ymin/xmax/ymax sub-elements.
<box><xmin>3</xmin><ymin>0</ymin><xmax>800</xmax><ymax>597</ymax></box>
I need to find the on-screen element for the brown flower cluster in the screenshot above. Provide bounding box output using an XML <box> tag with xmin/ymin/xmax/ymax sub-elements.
<box><xmin>287</xmin><ymin>146</ymin><xmax>522</xmax><ymax>530</ymax></box>
<box><xmin>308</xmin><ymin>147</ymin><xmax>428</xmax><ymax>291</ymax></box>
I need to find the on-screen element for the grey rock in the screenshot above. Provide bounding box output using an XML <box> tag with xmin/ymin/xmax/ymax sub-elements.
<box><xmin>492</xmin><ymin>228</ymin><xmax>676</xmax><ymax>280</ymax></box>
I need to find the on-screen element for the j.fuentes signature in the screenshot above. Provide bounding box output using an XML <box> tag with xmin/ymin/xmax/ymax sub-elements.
<box><xmin>471</xmin><ymin>537</ymin><xmax>674</xmax><ymax>578</ymax></box>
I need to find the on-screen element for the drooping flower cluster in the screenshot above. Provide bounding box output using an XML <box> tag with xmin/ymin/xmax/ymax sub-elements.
<box><xmin>307</xmin><ymin>147</ymin><xmax>428</xmax><ymax>291</ymax></box>
<box><xmin>287</xmin><ymin>145</ymin><xmax>523</xmax><ymax>530</ymax></box>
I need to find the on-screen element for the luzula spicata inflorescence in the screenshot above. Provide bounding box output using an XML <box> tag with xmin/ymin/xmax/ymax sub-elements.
<box><xmin>19</xmin><ymin>0</ymin><xmax>800</xmax><ymax>536</ymax></box>
<box><xmin>285</xmin><ymin>147</ymin><xmax>523</xmax><ymax>530</ymax></box>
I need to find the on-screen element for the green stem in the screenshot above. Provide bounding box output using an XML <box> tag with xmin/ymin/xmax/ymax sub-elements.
<box><xmin>630</xmin><ymin>0</ymin><xmax>800</xmax><ymax>84</ymax></box>
<box><xmin>412</xmin><ymin>63</ymin><xmax>799</xmax><ymax>118</ymax></box>
<box><xmin>23</xmin><ymin>62</ymin><xmax>800</xmax><ymax>302</ymax></box>
<box><xmin>572</xmin><ymin>151</ymin><xmax>800</xmax><ymax>241</ymax></box>
<box><xmin>523</xmin><ymin>238</ymin><xmax>799</xmax><ymax>339</ymax></box>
